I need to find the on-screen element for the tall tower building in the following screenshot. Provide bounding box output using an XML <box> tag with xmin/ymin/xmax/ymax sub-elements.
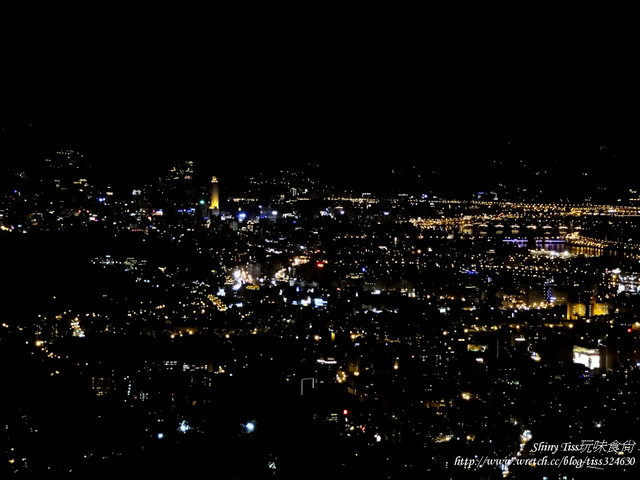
<box><xmin>209</xmin><ymin>176</ymin><xmax>220</xmax><ymax>216</ymax></box>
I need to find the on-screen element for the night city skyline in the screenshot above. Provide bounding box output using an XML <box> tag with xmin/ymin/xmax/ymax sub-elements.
<box><xmin>3</xmin><ymin>21</ymin><xmax>640</xmax><ymax>479</ymax></box>
<box><xmin>4</xmin><ymin>116</ymin><xmax>640</xmax><ymax>478</ymax></box>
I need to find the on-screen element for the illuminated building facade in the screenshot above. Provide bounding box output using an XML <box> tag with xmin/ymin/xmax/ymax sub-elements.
<box><xmin>573</xmin><ymin>345</ymin><xmax>602</xmax><ymax>370</ymax></box>
<box><xmin>209</xmin><ymin>176</ymin><xmax>220</xmax><ymax>216</ymax></box>
<box><xmin>567</xmin><ymin>300</ymin><xmax>610</xmax><ymax>320</ymax></box>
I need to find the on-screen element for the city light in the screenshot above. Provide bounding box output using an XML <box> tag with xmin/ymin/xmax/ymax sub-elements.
<box><xmin>317</xmin><ymin>358</ymin><xmax>337</xmax><ymax>365</ymax></box>
<box><xmin>6</xmin><ymin>144</ymin><xmax>640</xmax><ymax>477</ymax></box>
<box><xmin>573</xmin><ymin>346</ymin><xmax>601</xmax><ymax>370</ymax></box>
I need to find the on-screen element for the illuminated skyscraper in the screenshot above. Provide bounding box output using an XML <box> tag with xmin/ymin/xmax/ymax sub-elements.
<box><xmin>209</xmin><ymin>176</ymin><xmax>220</xmax><ymax>216</ymax></box>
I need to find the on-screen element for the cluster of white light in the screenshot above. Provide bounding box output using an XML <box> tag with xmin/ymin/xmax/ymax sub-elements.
<box><xmin>573</xmin><ymin>346</ymin><xmax>600</xmax><ymax>369</ymax></box>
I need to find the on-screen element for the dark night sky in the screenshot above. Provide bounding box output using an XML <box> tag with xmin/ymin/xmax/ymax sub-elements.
<box><xmin>2</xmin><ymin>18</ymin><xmax>638</xmax><ymax>186</ymax></box>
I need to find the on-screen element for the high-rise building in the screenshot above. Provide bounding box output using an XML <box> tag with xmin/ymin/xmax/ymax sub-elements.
<box><xmin>209</xmin><ymin>176</ymin><xmax>220</xmax><ymax>216</ymax></box>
